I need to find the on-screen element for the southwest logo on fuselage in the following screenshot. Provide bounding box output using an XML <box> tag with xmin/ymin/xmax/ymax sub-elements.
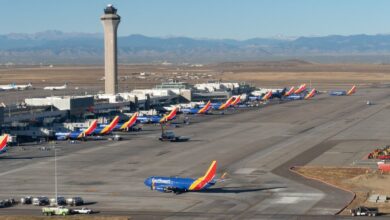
<box><xmin>144</xmin><ymin>160</ymin><xmax>218</xmax><ymax>194</ymax></box>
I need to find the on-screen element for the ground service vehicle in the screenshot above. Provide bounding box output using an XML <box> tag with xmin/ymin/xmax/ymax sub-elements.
<box><xmin>159</xmin><ymin>130</ymin><xmax>190</xmax><ymax>142</ymax></box>
<box><xmin>66</xmin><ymin>197</ymin><xmax>84</xmax><ymax>206</ymax></box>
<box><xmin>33</xmin><ymin>197</ymin><xmax>49</xmax><ymax>206</ymax></box>
<box><xmin>350</xmin><ymin>206</ymin><xmax>378</xmax><ymax>216</ymax></box>
<box><xmin>73</xmin><ymin>207</ymin><xmax>92</xmax><ymax>214</ymax></box>
<box><xmin>20</xmin><ymin>196</ymin><xmax>32</xmax><ymax>204</ymax></box>
<box><xmin>50</xmin><ymin>197</ymin><xmax>66</xmax><ymax>206</ymax></box>
<box><xmin>42</xmin><ymin>206</ymin><xmax>70</xmax><ymax>216</ymax></box>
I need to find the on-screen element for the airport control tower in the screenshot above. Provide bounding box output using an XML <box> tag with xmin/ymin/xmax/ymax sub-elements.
<box><xmin>101</xmin><ymin>4</ymin><xmax>120</xmax><ymax>95</ymax></box>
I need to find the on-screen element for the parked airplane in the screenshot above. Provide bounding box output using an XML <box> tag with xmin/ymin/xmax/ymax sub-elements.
<box><xmin>329</xmin><ymin>85</ymin><xmax>357</xmax><ymax>96</ymax></box>
<box><xmin>159</xmin><ymin>107</ymin><xmax>178</xmax><ymax>123</ymax></box>
<box><xmin>213</xmin><ymin>97</ymin><xmax>235</xmax><ymax>110</ymax></box>
<box><xmin>55</xmin><ymin>120</ymin><xmax>98</xmax><ymax>140</ymax></box>
<box><xmin>181</xmin><ymin>101</ymin><xmax>211</xmax><ymax>114</ymax></box>
<box><xmin>44</xmin><ymin>83</ymin><xmax>67</xmax><ymax>91</ymax></box>
<box><xmin>15</xmin><ymin>83</ymin><xmax>33</xmax><ymax>90</ymax></box>
<box><xmin>144</xmin><ymin>160</ymin><xmax>218</xmax><ymax>194</ymax></box>
<box><xmin>304</xmin><ymin>88</ymin><xmax>316</xmax><ymax>100</ymax></box>
<box><xmin>284</xmin><ymin>86</ymin><xmax>295</xmax><ymax>96</ymax></box>
<box><xmin>294</xmin><ymin>84</ymin><xmax>307</xmax><ymax>94</ymax></box>
<box><xmin>99</xmin><ymin>112</ymin><xmax>139</xmax><ymax>131</ymax></box>
<box><xmin>138</xmin><ymin>107</ymin><xmax>178</xmax><ymax>124</ymax></box>
<box><xmin>347</xmin><ymin>85</ymin><xmax>357</xmax><ymax>95</ymax></box>
<box><xmin>231</xmin><ymin>96</ymin><xmax>241</xmax><ymax>106</ymax></box>
<box><xmin>91</xmin><ymin>116</ymin><xmax>120</xmax><ymax>135</ymax></box>
<box><xmin>0</xmin><ymin>83</ymin><xmax>17</xmax><ymax>91</ymax></box>
<box><xmin>261</xmin><ymin>90</ymin><xmax>273</xmax><ymax>101</ymax></box>
<box><xmin>0</xmin><ymin>134</ymin><xmax>8</xmax><ymax>155</ymax></box>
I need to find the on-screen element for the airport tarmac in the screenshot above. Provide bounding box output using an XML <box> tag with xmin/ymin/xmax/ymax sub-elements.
<box><xmin>0</xmin><ymin>86</ymin><xmax>389</xmax><ymax>219</ymax></box>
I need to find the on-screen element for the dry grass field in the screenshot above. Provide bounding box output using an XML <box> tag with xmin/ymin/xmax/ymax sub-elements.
<box><xmin>1</xmin><ymin>60</ymin><xmax>390</xmax><ymax>91</ymax></box>
<box><xmin>294</xmin><ymin>166</ymin><xmax>390</xmax><ymax>215</ymax></box>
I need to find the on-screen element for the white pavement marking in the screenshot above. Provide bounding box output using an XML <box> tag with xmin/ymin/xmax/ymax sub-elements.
<box><xmin>234</xmin><ymin>168</ymin><xmax>257</xmax><ymax>174</ymax></box>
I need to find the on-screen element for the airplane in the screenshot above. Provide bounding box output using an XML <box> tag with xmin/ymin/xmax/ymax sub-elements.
<box><xmin>0</xmin><ymin>134</ymin><xmax>8</xmax><ymax>155</ymax></box>
<box><xmin>294</xmin><ymin>84</ymin><xmax>307</xmax><ymax>94</ymax></box>
<box><xmin>181</xmin><ymin>101</ymin><xmax>212</xmax><ymax>114</ymax></box>
<box><xmin>144</xmin><ymin>160</ymin><xmax>219</xmax><ymax>194</ymax></box>
<box><xmin>159</xmin><ymin>107</ymin><xmax>178</xmax><ymax>123</ymax></box>
<box><xmin>329</xmin><ymin>85</ymin><xmax>357</xmax><ymax>96</ymax></box>
<box><xmin>44</xmin><ymin>83</ymin><xmax>67</xmax><ymax>91</ymax></box>
<box><xmin>304</xmin><ymin>88</ymin><xmax>316</xmax><ymax>100</ymax></box>
<box><xmin>91</xmin><ymin>116</ymin><xmax>120</xmax><ymax>135</ymax></box>
<box><xmin>15</xmin><ymin>83</ymin><xmax>33</xmax><ymax>90</ymax></box>
<box><xmin>99</xmin><ymin>112</ymin><xmax>139</xmax><ymax>131</ymax></box>
<box><xmin>230</xmin><ymin>96</ymin><xmax>241</xmax><ymax>106</ymax></box>
<box><xmin>347</xmin><ymin>85</ymin><xmax>357</xmax><ymax>95</ymax></box>
<box><xmin>55</xmin><ymin>120</ymin><xmax>98</xmax><ymax>140</ymax></box>
<box><xmin>138</xmin><ymin>107</ymin><xmax>178</xmax><ymax>124</ymax></box>
<box><xmin>284</xmin><ymin>86</ymin><xmax>295</xmax><ymax>96</ymax></box>
<box><xmin>0</xmin><ymin>83</ymin><xmax>17</xmax><ymax>91</ymax></box>
<box><xmin>212</xmin><ymin>97</ymin><xmax>235</xmax><ymax>110</ymax></box>
<box><xmin>261</xmin><ymin>90</ymin><xmax>273</xmax><ymax>101</ymax></box>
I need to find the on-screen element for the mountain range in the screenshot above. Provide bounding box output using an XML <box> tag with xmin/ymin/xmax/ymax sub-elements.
<box><xmin>2</xmin><ymin>30</ymin><xmax>390</xmax><ymax>64</ymax></box>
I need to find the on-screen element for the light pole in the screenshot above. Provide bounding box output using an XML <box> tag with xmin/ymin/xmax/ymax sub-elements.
<box><xmin>53</xmin><ymin>142</ymin><xmax>58</xmax><ymax>206</ymax></box>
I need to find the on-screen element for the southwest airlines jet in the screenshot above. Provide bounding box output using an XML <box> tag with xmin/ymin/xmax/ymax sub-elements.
<box><xmin>159</xmin><ymin>107</ymin><xmax>178</xmax><ymax>123</ymax></box>
<box><xmin>181</xmin><ymin>101</ymin><xmax>212</xmax><ymax>114</ymax></box>
<box><xmin>294</xmin><ymin>84</ymin><xmax>307</xmax><ymax>94</ymax></box>
<box><xmin>92</xmin><ymin>116</ymin><xmax>120</xmax><ymax>135</ymax></box>
<box><xmin>0</xmin><ymin>134</ymin><xmax>8</xmax><ymax>155</ymax></box>
<box><xmin>144</xmin><ymin>160</ymin><xmax>219</xmax><ymax>194</ymax></box>
<box><xmin>329</xmin><ymin>85</ymin><xmax>357</xmax><ymax>96</ymax></box>
<box><xmin>56</xmin><ymin>120</ymin><xmax>98</xmax><ymax>140</ymax></box>
<box><xmin>304</xmin><ymin>88</ymin><xmax>317</xmax><ymax>100</ymax></box>
<box><xmin>284</xmin><ymin>86</ymin><xmax>295</xmax><ymax>96</ymax></box>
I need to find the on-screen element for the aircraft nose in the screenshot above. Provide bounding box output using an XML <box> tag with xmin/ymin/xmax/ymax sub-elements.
<box><xmin>144</xmin><ymin>177</ymin><xmax>152</xmax><ymax>187</ymax></box>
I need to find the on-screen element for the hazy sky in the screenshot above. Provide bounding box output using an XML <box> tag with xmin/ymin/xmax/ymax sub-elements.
<box><xmin>1</xmin><ymin>0</ymin><xmax>390</xmax><ymax>39</ymax></box>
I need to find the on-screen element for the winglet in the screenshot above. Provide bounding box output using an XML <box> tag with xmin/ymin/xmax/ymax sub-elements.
<box><xmin>189</xmin><ymin>160</ymin><xmax>217</xmax><ymax>190</ymax></box>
